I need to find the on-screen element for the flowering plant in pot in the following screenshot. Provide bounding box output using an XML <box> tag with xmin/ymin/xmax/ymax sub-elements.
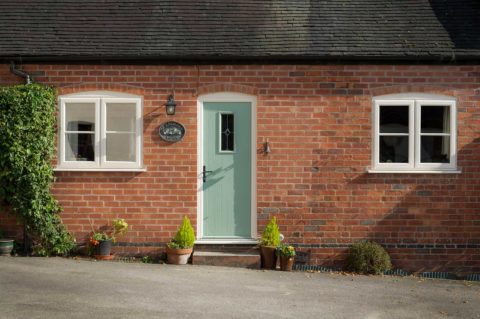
<box><xmin>276</xmin><ymin>244</ymin><xmax>296</xmax><ymax>271</ymax></box>
<box><xmin>89</xmin><ymin>218</ymin><xmax>128</xmax><ymax>260</ymax></box>
<box><xmin>166</xmin><ymin>216</ymin><xmax>195</xmax><ymax>265</ymax></box>
<box><xmin>260</xmin><ymin>217</ymin><xmax>280</xmax><ymax>269</ymax></box>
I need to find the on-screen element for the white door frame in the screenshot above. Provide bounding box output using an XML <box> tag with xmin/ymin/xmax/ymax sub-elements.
<box><xmin>196</xmin><ymin>92</ymin><xmax>257</xmax><ymax>244</ymax></box>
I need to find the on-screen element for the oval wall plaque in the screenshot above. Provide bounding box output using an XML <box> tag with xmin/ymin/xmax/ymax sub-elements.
<box><xmin>158</xmin><ymin>121</ymin><xmax>186</xmax><ymax>142</ymax></box>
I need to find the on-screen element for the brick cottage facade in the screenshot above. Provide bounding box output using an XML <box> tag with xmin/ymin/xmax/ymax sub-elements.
<box><xmin>1</xmin><ymin>1</ymin><xmax>480</xmax><ymax>273</ymax></box>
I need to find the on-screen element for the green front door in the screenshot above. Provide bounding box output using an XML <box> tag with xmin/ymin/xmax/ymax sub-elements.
<box><xmin>203</xmin><ymin>102</ymin><xmax>252</xmax><ymax>238</ymax></box>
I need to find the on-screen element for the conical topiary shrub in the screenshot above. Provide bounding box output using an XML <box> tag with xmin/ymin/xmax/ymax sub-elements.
<box><xmin>261</xmin><ymin>216</ymin><xmax>280</xmax><ymax>247</ymax></box>
<box><xmin>260</xmin><ymin>217</ymin><xmax>281</xmax><ymax>269</ymax></box>
<box><xmin>166</xmin><ymin>216</ymin><xmax>195</xmax><ymax>265</ymax></box>
<box><xmin>172</xmin><ymin>216</ymin><xmax>195</xmax><ymax>249</ymax></box>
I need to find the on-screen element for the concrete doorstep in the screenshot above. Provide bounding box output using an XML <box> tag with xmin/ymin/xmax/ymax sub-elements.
<box><xmin>192</xmin><ymin>251</ymin><xmax>261</xmax><ymax>268</ymax></box>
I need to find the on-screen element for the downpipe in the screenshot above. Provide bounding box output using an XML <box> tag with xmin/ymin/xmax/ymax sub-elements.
<box><xmin>10</xmin><ymin>62</ymin><xmax>32</xmax><ymax>84</ymax></box>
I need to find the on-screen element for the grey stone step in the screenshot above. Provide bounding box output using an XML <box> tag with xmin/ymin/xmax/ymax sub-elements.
<box><xmin>192</xmin><ymin>251</ymin><xmax>261</xmax><ymax>269</ymax></box>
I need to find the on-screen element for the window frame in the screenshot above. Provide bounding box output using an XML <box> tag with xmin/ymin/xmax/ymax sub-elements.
<box><xmin>372</xmin><ymin>94</ymin><xmax>457</xmax><ymax>173</ymax></box>
<box><xmin>57</xmin><ymin>91</ymin><xmax>143</xmax><ymax>171</ymax></box>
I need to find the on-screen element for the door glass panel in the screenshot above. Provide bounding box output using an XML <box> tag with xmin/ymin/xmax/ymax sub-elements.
<box><xmin>65</xmin><ymin>133</ymin><xmax>95</xmax><ymax>161</ymax></box>
<box><xmin>421</xmin><ymin>136</ymin><xmax>450</xmax><ymax>163</ymax></box>
<box><xmin>106</xmin><ymin>102</ymin><xmax>136</xmax><ymax>132</ymax></box>
<box><xmin>106</xmin><ymin>133</ymin><xmax>136</xmax><ymax>162</ymax></box>
<box><xmin>421</xmin><ymin>106</ymin><xmax>449</xmax><ymax>133</ymax></box>
<box><xmin>380</xmin><ymin>105</ymin><xmax>409</xmax><ymax>133</ymax></box>
<box><xmin>379</xmin><ymin>136</ymin><xmax>409</xmax><ymax>163</ymax></box>
<box><xmin>220</xmin><ymin>113</ymin><xmax>234</xmax><ymax>151</ymax></box>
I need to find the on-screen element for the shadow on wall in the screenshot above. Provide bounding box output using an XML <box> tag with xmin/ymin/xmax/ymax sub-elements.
<box><xmin>348</xmin><ymin>137</ymin><xmax>480</xmax><ymax>273</ymax></box>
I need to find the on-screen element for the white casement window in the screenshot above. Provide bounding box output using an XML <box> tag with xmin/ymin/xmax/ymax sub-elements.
<box><xmin>371</xmin><ymin>93</ymin><xmax>457</xmax><ymax>173</ymax></box>
<box><xmin>57</xmin><ymin>91</ymin><xmax>143</xmax><ymax>171</ymax></box>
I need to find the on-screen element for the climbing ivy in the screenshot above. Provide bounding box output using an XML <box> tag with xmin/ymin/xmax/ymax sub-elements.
<box><xmin>0</xmin><ymin>84</ymin><xmax>74</xmax><ymax>255</ymax></box>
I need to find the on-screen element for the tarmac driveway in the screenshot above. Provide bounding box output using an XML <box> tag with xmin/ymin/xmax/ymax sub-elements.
<box><xmin>0</xmin><ymin>257</ymin><xmax>479</xmax><ymax>319</ymax></box>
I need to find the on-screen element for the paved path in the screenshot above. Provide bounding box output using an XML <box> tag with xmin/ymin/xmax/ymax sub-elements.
<box><xmin>0</xmin><ymin>257</ymin><xmax>479</xmax><ymax>319</ymax></box>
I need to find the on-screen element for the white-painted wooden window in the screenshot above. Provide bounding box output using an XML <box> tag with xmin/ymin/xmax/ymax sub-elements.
<box><xmin>371</xmin><ymin>94</ymin><xmax>457</xmax><ymax>173</ymax></box>
<box><xmin>57</xmin><ymin>91</ymin><xmax>143</xmax><ymax>171</ymax></box>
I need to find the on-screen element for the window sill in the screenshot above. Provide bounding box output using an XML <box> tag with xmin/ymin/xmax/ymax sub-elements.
<box><xmin>54</xmin><ymin>167</ymin><xmax>147</xmax><ymax>172</ymax></box>
<box><xmin>367</xmin><ymin>169</ymin><xmax>461</xmax><ymax>174</ymax></box>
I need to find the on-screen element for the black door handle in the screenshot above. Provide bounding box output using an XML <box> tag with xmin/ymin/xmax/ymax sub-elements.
<box><xmin>202</xmin><ymin>165</ymin><xmax>213</xmax><ymax>183</ymax></box>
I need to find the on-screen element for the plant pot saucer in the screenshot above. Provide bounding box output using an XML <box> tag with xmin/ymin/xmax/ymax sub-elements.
<box><xmin>94</xmin><ymin>254</ymin><xmax>114</xmax><ymax>260</ymax></box>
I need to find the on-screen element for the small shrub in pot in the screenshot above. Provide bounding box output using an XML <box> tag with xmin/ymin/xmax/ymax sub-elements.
<box><xmin>166</xmin><ymin>216</ymin><xmax>195</xmax><ymax>265</ymax></box>
<box><xmin>89</xmin><ymin>218</ymin><xmax>129</xmax><ymax>259</ymax></box>
<box><xmin>345</xmin><ymin>241</ymin><xmax>392</xmax><ymax>275</ymax></box>
<box><xmin>260</xmin><ymin>217</ymin><xmax>280</xmax><ymax>269</ymax></box>
<box><xmin>276</xmin><ymin>244</ymin><xmax>296</xmax><ymax>271</ymax></box>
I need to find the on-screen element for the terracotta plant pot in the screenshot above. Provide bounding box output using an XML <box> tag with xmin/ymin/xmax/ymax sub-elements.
<box><xmin>280</xmin><ymin>255</ymin><xmax>295</xmax><ymax>271</ymax></box>
<box><xmin>260</xmin><ymin>246</ymin><xmax>277</xmax><ymax>269</ymax></box>
<box><xmin>0</xmin><ymin>239</ymin><xmax>14</xmax><ymax>256</ymax></box>
<box><xmin>166</xmin><ymin>246</ymin><xmax>193</xmax><ymax>265</ymax></box>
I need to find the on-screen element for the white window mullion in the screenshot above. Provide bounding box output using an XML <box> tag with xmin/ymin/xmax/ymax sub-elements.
<box><xmin>100</xmin><ymin>99</ymin><xmax>106</xmax><ymax>167</ymax></box>
<box><xmin>93</xmin><ymin>99</ymin><xmax>101</xmax><ymax>168</ymax></box>
<box><xmin>136</xmin><ymin>99</ymin><xmax>143</xmax><ymax>168</ymax></box>
<box><xmin>413</xmin><ymin>100</ymin><xmax>421</xmax><ymax>168</ymax></box>
<box><xmin>373</xmin><ymin>101</ymin><xmax>380</xmax><ymax>169</ymax></box>
<box><xmin>59</xmin><ymin>100</ymin><xmax>66</xmax><ymax>166</ymax></box>
<box><xmin>450</xmin><ymin>100</ymin><xmax>457</xmax><ymax>169</ymax></box>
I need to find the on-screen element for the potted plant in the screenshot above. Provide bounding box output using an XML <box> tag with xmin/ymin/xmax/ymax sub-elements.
<box><xmin>89</xmin><ymin>218</ymin><xmax>128</xmax><ymax>260</ymax></box>
<box><xmin>166</xmin><ymin>216</ymin><xmax>195</xmax><ymax>265</ymax></box>
<box><xmin>0</xmin><ymin>229</ymin><xmax>14</xmax><ymax>256</ymax></box>
<box><xmin>276</xmin><ymin>244</ymin><xmax>296</xmax><ymax>271</ymax></box>
<box><xmin>260</xmin><ymin>217</ymin><xmax>281</xmax><ymax>269</ymax></box>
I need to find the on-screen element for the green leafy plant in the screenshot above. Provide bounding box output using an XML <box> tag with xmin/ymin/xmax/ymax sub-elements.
<box><xmin>261</xmin><ymin>217</ymin><xmax>280</xmax><ymax>247</ymax></box>
<box><xmin>0</xmin><ymin>84</ymin><xmax>75</xmax><ymax>256</ymax></box>
<box><xmin>276</xmin><ymin>243</ymin><xmax>296</xmax><ymax>258</ymax></box>
<box><xmin>345</xmin><ymin>241</ymin><xmax>392</xmax><ymax>275</ymax></box>
<box><xmin>0</xmin><ymin>229</ymin><xmax>4</xmax><ymax>238</ymax></box>
<box><xmin>141</xmin><ymin>256</ymin><xmax>153</xmax><ymax>263</ymax></box>
<box><xmin>89</xmin><ymin>218</ymin><xmax>129</xmax><ymax>246</ymax></box>
<box><xmin>168</xmin><ymin>216</ymin><xmax>195</xmax><ymax>249</ymax></box>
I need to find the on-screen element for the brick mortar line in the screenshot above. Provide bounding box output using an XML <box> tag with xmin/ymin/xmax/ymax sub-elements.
<box><xmin>114</xmin><ymin>242</ymin><xmax>480</xmax><ymax>249</ymax></box>
<box><xmin>296</xmin><ymin>243</ymin><xmax>480</xmax><ymax>249</ymax></box>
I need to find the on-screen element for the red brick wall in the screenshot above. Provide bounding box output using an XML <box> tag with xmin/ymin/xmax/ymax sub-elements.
<box><xmin>1</xmin><ymin>63</ymin><xmax>479</xmax><ymax>273</ymax></box>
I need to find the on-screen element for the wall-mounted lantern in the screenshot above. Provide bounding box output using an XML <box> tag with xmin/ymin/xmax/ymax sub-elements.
<box><xmin>165</xmin><ymin>94</ymin><xmax>176</xmax><ymax>115</ymax></box>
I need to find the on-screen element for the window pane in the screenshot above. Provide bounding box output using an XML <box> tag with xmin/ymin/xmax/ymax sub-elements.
<box><xmin>380</xmin><ymin>106</ymin><xmax>409</xmax><ymax>133</ymax></box>
<box><xmin>221</xmin><ymin>113</ymin><xmax>234</xmax><ymax>151</ymax></box>
<box><xmin>106</xmin><ymin>103</ymin><xmax>136</xmax><ymax>132</ymax></box>
<box><xmin>421</xmin><ymin>136</ymin><xmax>450</xmax><ymax>163</ymax></box>
<box><xmin>65</xmin><ymin>133</ymin><xmax>95</xmax><ymax>161</ymax></box>
<box><xmin>379</xmin><ymin>136</ymin><xmax>409</xmax><ymax>163</ymax></box>
<box><xmin>106</xmin><ymin>133</ymin><xmax>136</xmax><ymax>162</ymax></box>
<box><xmin>65</xmin><ymin>102</ymin><xmax>95</xmax><ymax>131</ymax></box>
<box><xmin>421</xmin><ymin>106</ymin><xmax>450</xmax><ymax>133</ymax></box>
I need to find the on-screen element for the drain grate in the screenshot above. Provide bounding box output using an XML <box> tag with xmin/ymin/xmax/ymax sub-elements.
<box><xmin>419</xmin><ymin>272</ymin><xmax>457</xmax><ymax>280</ymax></box>
<box><xmin>293</xmin><ymin>264</ymin><xmax>341</xmax><ymax>272</ymax></box>
<box><xmin>464</xmin><ymin>274</ymin><xmax>480</xmax><ymax>282</ymax></box>
<box><xmin>384</xmin><ymin>269</ymin><xmax>409</xmax><ymax>277</ymax></box>
<box><xmin>293</xmin><ymin>265</ymin><xmax>480</xmax><ymax>282</ymax></box>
